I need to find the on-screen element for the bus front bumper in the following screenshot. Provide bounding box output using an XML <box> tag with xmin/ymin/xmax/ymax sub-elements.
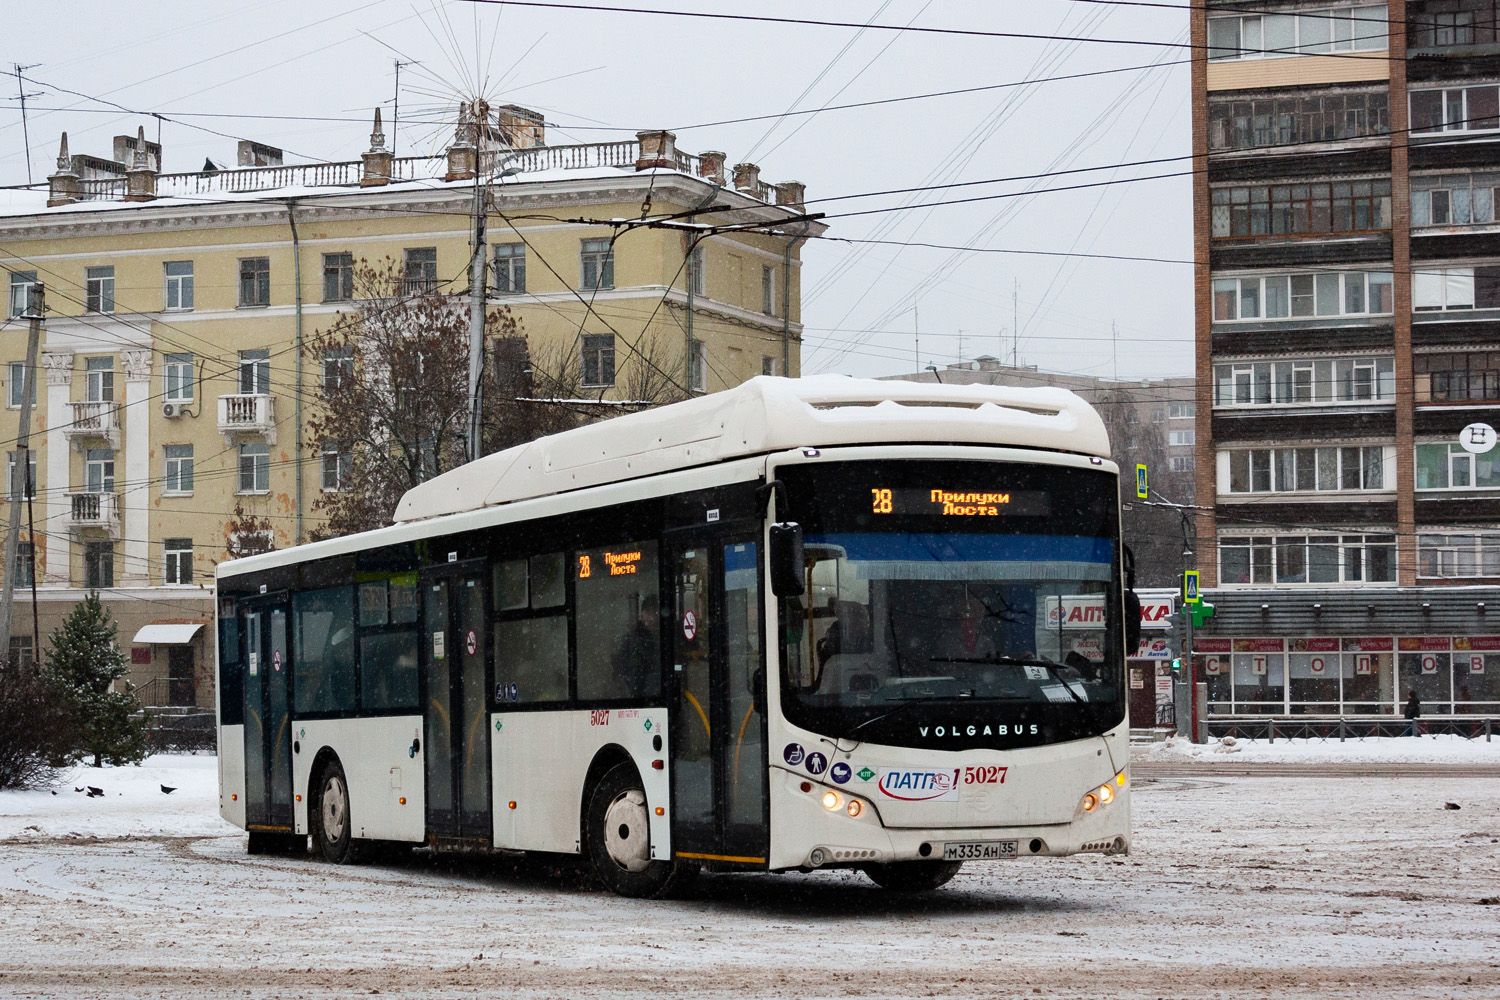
<box><xmin>767</xmin><ymin>767</ymin><xmax>1130</xmax><ymax>871</ymax></box>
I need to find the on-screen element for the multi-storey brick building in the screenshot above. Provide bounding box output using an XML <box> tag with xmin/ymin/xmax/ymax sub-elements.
<box><xmin>1190</xmin><ymin>2</ymin><xmax>1500</xmax><ymax>721</ymax></box>
<box><xmin>0</xmin><ymin>108</ymin><xmax>820</xmax><ymax>708</ymax></box>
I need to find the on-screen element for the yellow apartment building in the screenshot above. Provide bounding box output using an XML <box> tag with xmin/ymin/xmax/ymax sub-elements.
<box><xmin>0</xmin><ymin>108</ymin><xmax>822</xmax><ymax>708</ymax></box>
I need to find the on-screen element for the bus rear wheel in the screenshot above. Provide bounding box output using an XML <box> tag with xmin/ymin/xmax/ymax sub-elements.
<box><xmin>313</xmin><ymin>759</ymin><xmax>364</xmax><ymax>865</ymax></box>
<box><xmin>586</xmin><ymin>763</ymin><xmax>697</xmax><ymax>898</ymax></box>
<box><xmin>862</xmin><ymin>860</ymin><xmax>963</xmax><ymax>892</ymax></box>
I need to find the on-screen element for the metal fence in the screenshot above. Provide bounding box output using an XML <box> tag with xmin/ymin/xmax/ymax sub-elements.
<box><xmin>1204</xmin><ymin>716</ymin><xmax>1498</xmax><ymax>741</ymax></box>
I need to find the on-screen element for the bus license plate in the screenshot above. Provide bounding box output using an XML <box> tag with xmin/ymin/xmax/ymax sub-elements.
<box><xmin>943</xmin><ymin>840</ymin><xmax>1017</xmax><ymax>861</ymax></box>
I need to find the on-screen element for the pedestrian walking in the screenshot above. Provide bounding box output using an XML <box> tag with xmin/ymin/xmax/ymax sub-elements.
<box><xmin>1403</xmin><ymin>689</ymin><xmax>1421</xmax><ymax>736</ymax></box>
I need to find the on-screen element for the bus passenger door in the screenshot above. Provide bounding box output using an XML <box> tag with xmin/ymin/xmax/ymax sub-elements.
<box><xmin>667</xmin><ymin>533</ymin><xmax>768</xmax><ymax>866</ymax></box>
<box><xmin>242</xmin><ymin>599</ymin><xmax>294</xmax><ymax>831</ymax></box>
<box><xmin>421</xmin><ymin>564</ymin><xmax>492</xmax><ymax>842</ymax></box>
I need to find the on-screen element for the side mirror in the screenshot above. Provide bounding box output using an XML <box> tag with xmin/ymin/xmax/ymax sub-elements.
<box><xmin>769</xmin><ymin>522</ymin><xmax>805</xmax><ymax>597</ymax></box>
<box><xmin>1124</xmin><ymin>588</ymin><xmax>1142</xmax><ymax>659</ymax></box>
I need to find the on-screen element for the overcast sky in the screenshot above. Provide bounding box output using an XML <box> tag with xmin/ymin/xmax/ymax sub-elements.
<box><xmin>2</xmin><ymin>1</ymin><xmax>1193</xmax><ymax>382</ymax></box>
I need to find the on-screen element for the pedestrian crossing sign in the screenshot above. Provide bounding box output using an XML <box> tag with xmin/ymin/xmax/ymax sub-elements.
<box><xmin>1183</xmin><ymin>570</ymin><xmax>1200</xmax><ymax>605</ymax></box>
<box><xmin>1136</xmin><ymin>464</ymin><xmax>1147</xmax><ymax>499</ymax></box>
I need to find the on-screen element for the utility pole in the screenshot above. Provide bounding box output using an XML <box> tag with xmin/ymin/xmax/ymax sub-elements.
<box><xmin>467</xmin><ymin>101</ymin><xmax>488</xmax><ymax>463</ymax></box>
<box><xmin>0</xmin><ymin>283</ymin><xmax>43</xmax><ymax>667</ymax></box>
<box><xmin>1012</xmin><ymin>279</ymin><xmax>1019</xmax><ymax>368</ymax></box>
<box><xmin>392</xmin><ymin>59</ymin><xmax>418</xmax><ymax>158</ymax></box>
<box><xmin>12</xmin><ymin>64</ymin><xmax>41</xmax><ymax>185</ymax></box>
<box><xmin>913</xmin><ymin>306</ymin><xmax>920</xmax><ymax>372</ymax></box>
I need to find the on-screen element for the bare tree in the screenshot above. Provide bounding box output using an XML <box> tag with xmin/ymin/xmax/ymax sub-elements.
<box><xmin>1094</xmin><ymin>387</ymin><xmax>1194</xmax><ymax>589</ymax></box>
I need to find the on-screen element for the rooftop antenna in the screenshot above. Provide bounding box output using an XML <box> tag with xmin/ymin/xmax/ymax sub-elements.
<box><xmin>392</xmin><ymin>58</ymin><xmax>420</xmax><ymax>158</ymax></box>
<box><xmin>11</xmin><ymin>64</ymin><xmax>42</xmax><ymax>185</ymax></box>
<box><xmin>1012</xmin><ymin>279</ymin><xmax>1019</xmax><ymax>368</ymax></box>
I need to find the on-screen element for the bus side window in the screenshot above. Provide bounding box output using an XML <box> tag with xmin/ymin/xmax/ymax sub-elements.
<box><xmin>293</xmin><ymin>586</ymin><xmax>357</xmax><ymax>714</ymax></box>
<box><xmin>575</xmin><ymin>541</ymin><xmax>660</xmax><ymax>701</ymax></box>
<box><xmin>493</xmin><ymin>552</ymin><xmax>569</xmax><ymax>703</ymax></box>
<box><xmin>358</xmin><ymin>576</ymin><xmax>420</xmax><ymax>711</ymax></box>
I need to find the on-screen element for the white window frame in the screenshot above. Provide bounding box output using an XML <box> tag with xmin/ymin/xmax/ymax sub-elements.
<box><xmin>85</xmin><ymin>265</ymin><xmax>115</xmax><ymax>314</ymax></box>
<box><xmin>580</xmin><ymin>334</ymin><xmax>616</xmax><ymax>388</ymax></box>
<box><xmin>1208</xmin><ymin>6</ymin><xmax>1388</xmax><ymax>62</ymax></box>
<box><xmin>1415</xmin><ymin>441</ymin><xmax>1500</xmax><ymax>490</ymax></box>
<box><xmin>85</xmin><ymin>448</ymin><xmax>115</xmax><ymax>494</ymax></box>
<box><xmin>322</xmin><ymin>252</ymin><xmax>354</xmax><ymax>303</ymax></box>
<box><xmin>493</xmin><ymin>243</ymin><xmax>526</xmax><ymax>294</ymax></box>
<box><xmin>689</xmin><ymin>339</ymin><xmax>707</xmax><ymax>393</ymax></box>
<box><xmin>1218</xmin><ymin>532</ymin><xmax>1397</xmax><ymax>587</ymax></box>
<box><xmin>320</xmin><ymin>440</ymin><xmax>349</xmax><ymax>492</ymax></box>
<box><xmin>7</xmin><ymin>361</ymin><xmax>35</xmax><ymax>409</ymax></box>
<box><xmin>163</xmin><ymin>538</ymin><xmax>193</xmax><ymax>585</ymax></box>
<box><xmin>1213</xmin><ymin>356</ymin><xmax>1396</xmax><ymax>408</ymax></box>
<box><xmin>1212</xmin><ymin>270</ymin><xmax>1393</xmax><ymax>323</ymax></box>
<box><xmin>1168</xmin><ymin>401</ymin><xmax>1196</xmax><ymax>419</ymax></box>
<box><xmin>7</xmin><ymin>270</ymin><xmax>36</xmax><ymax>320</ymax></box>
<box><xmin>6</xmin><ymin>450</ymin><xmax>36</xmax><ymax>500</ymax></box>
<box><xmin>239</xmin><ymin>350</ymin><xmax>270</xmax><ymax>395</ymax></box>
<box><xmin>84</xmin><ymin>357</ymin><xmax>114</xmax><ymax>403</ymax></box>
<box><xmin>688</xmin><ymin>244</ymin><xmax>705</xmax><ymax>297</ymax></box>
<box><xmin>164</xmin><ymin>261</ymin><xmax>194</xmax><ymax>311</ymax></box>
<box><xmin>1169</xmin><ymin>429</ymin><xmax>1196</xmax><ymax>447</ymax></box>
<box><xmin>163</xmin><ymin>353</ymin><xmax>194</xmax><ymax>402</ymax></box>
<box><xmin>162</xmin><ymin>444</ymin><xmax>193</xmax><ymax>496</ymax></box>
<box><xmin>1410</xmin><ymin>84</ymin><xmax>1500</xmax><ymax>135</ymax></box>
<box><xmin>1220</xmin><ymin>445</ymin><xmax>1392</xmax><ymax>495</ymax></box>
<box><xmin>1417</xmin><ymin>532</ymin><xmax>1500</xmax><ymax>578</ymax></box>
<box><xmin>580</xmin><ymin>238</ymin><xmax>615</xmax><ymax>291</ymax></box>
<box><xmin>321</xmin><ymin>348</ymin><xmax>353</xmax><ymax>392</ymax></box>
<box><xmin>237</xmin><ymin>442</ymin><xmax>269</xmax><ymax>494</ymax></box>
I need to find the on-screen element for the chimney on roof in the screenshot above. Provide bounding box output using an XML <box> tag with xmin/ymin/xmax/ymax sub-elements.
<box><xmin>113</xmin><ymin>131</ymin><xmax>162</xmax><ymax>172</ymax></box>
<box><xmin>445</xmin><ymin>102</ymin><xmax>477</xmax><ymax>182</ymax></box>
<box><xmin>635</xmin><ymin>130</ymin><xmax>677</xmax><ymax>171</ymax></box>
<box><xmin>774</xmin><ymin>180</ymin><xmax>805</xmax><ymax>210</ymax></box>
<box><xmin>237</xmin><ymin>140</ymin><xmax>283</xmax><ymax>167</ymax></box>
<box><xmin>697</xmin><ymin>151</ymin><xmax>725</xmax><ymax>185</ymax></box>
<box><xmin>124</xmin><ymin>126</ymin><xmax>157</xmax><ymax>202</ymax></box>
<box><xmin>732</xmin><ymin>162</ymin><xmax>761</xmax><ymax>196</ymax></box>
<box><xmin>495</xmin><ymin>104</ymin><xmax>545</xmax><ymax>148</ymax></box>
<box><xmin>361</xmin><ymin>108</ymin><xmax>394</xmax><ymax>187</ymax></box>
<box><xmin>47</xmin><ymin>132</ymin><xmax>80</xmax><ymax>207</ymax></box>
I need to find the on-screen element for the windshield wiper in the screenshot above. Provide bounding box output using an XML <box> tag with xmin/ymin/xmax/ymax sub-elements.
<box><xmin>930</xmin><ymin>654</ymin><xmax>1091</xmax><ymax>706</ymax></box>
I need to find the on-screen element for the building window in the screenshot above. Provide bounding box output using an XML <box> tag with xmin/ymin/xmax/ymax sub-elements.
<box><xmin>493</xmin><ymin>243</ymin><xmax>526</xmax><ymax>294</ymax></box>
<box><xmin>1418</xmin><ymin>533</ymin><xmax>1500</xmax><ymax>578</ymax></box>
<box><xmin>164</xmin><ymin>261</ymin><xmax>194</xmax><ymax>311</ymax></box>
<box><xmin>493</xmin><ymin>337</ymin><xmax>530</xmax><ymax>395</ymax></box>
<box><xmin>1169</xmin><ymin>455</ymin><xmax>1196</xmax><ymax>473</ymax></box>
<box><xmin>11</xmin><ymin>541</ymin><xmax>31</xmax><ymax>590</ymax></box>
<box><xmin>1212</xmin><ymin>270</ymin><xmax>1392</xmax><ymax>321</ymax></box>
<box><xmin>763</xmin><ymin>356</ymin><xmax>778</xmax><ymax>377</ymax></box>
<box><xmin>689</xmin><ymin>339</ymin><xmax>706</xmax><ymax>393</ymax></box>
<box><xmin>85</xmin><ymin>266</ymin><xmax>115</xmax><ymax>314</ymax></box>
<box><xmin>322</xmin><ymin>252</ymin><xmax>354</xmax><ymax>302</ymax></box>
<box><xmin>580</xmin><ymin>238</ymin><xmax>615</xmax><ymax>290</ymax></box>
<box><xmin>6</xmin><ymin>451</ymin><xmax>36</xmax><ymax>500</ymax></box>
<box><xmin>1416</xmin><ymin>440</ymin><xmax>1500</xmax><ymax>489</ymax></box>
<box><xmin>1210</xmin><ymin>182</ymin><xmax>1391</xmax><ymax>239</ymax></box>
<box><xmin>164</xmin><ymin>538</ymin><xmax>193</xmax><ymax>585</ymax></box>
<box><xmin>1413</xmin><ymin>264</ymin><xmax>1500</xmax><ymax>311</ymax></box>
<box><xmin>1415</xmin><ymin>351</ymin><xmax>1500</xmax><ymax>402</ymax></box>
<box><xmin>320</xmin><ymin>441</ymin><xmax>349</xmax><ymax>492</ymax></box>
<box><xmin>1207</xmin><ymin>6</ymin><xmax>1387</xmax><ymax>61</ymax></box>
<box><xmin>1412</xmin><ymin>173</ymin><xmax>1500</xmax><ymax>227</ymax></box>
<box><xmin>688</xmin><ymin>244</ymin><xmax>705</xmax><ymax>297</ymax></box>
<box><xmin>1169</xmin><ymin>429</ymin><xmax>1196</xmax><ymax>447</ymax></box>
<box><xmin>1410</xmin><ymin>2</ymin><xmax>1500</xmax><ymax>48</ymax></box>
<box><xmin>1207</xmin><ymin>89</ymin><xmax>1389</xmax><ymax>152</ymax></box>
<box><xmin>7</xmin><ymin>633</ymin><xmax>34</xmax><ymax>669</ymax></box>
<box><xmin>85</xmin><ymin>448</ymin><xmax>115</xmax><ymax>493</ymax></box>
<box><xmin>1214</xmin><ymin>357</ymin><xmax>1395</xmax><ymax>408</ymax></box>
<box><xmin>84</xmin><ymin>541</ymin><xmax>114</xmax><ymax>589</ymax></box>
<box><xmin>762</xmin><ymin>265</ymin><xmax>775</xmax><ymax>315</ymax></box>
<box><xmin>7</xmin><ymin>361</ymin><xmax>34</xmax><ymax>408</ymax></box>
<box><xmin>1168</xmin><ymin>401</ymin><xmax>1196</xmax><ymax>419</ymax></box>
<box><xmin>1224</xmin><ymin>446</ymin><xmax>1388</xmax><ymax>494</ymax></box>
<box><xmin>238</xmin><ymin>442</ymin><xmax>269</xmax><ymax>493</ymax></box>
<box><xmin>84</xmin><ymin>357</ymin><xmax>114</xmax><ymax>403</ymax></box>
<box><xmin>7</xmin><ymin>270</ymin><xmax>36</xmax><ymax>319</ymax></box>
<box><xmin>321</xmin><ymin>348</ymin><xmax>353</xmax><ymax>392</ymax></box>
<box><xmin>1411</xmin><ymin>84</ymin><xmax>1500</xmax><ymax>134</ymax></box>
<box><xmin>239</xmin><ymin>350</ymin><xmax>270</xmax><ymax>395</ymax></box>
<box><xmin>581</xmin><ymin>334</ymin><xmax>616</xmax><ymax>388</ymax></box>
<box><xmin>1219</xmin><ymin>534</ymin><xmax>1395</xmax><ymax>586</ymax></box>
<box><xmin>238</xmin><ymin>257</ymin><xmax>270</xmax><ymax>307</ymax></box>
<box><xmin>402</xmin><ymin>247</ymin><xmax>438</xmax><ymax>295</ymax></box>
<box><xmin>163</xmin><ymin>353</ymin><xmax>194</xmax><ymax>402</ymax></box>
<box><xmin>163</xmin><ymin>444</ymin><xmax>193</xmax><ymax>495</ymax></box>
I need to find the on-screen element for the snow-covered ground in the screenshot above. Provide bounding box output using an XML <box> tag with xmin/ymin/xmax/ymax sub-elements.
<box><xmin>2</xmin><ymin>755</ymin><xmax>1498</xmax><ymax>998</ymax></box>
<box><xmin>0</xmin><ymin>754</ymin><xmax>229</xmax><ymax>841</ymax></box>
<box><xmin>1144</xmin><ymin>733</ymin><xmax>1500</xmax><ymax>765</ymax></box>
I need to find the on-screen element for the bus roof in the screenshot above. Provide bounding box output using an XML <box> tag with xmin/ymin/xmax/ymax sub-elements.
<box><xmin>393</xmin><ymin>375</ymin><xmax>1110</xmax><ymax>523</ymax></box>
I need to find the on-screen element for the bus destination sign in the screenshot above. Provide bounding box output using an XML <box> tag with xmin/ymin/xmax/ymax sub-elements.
<box><xmin>871</xmin><ymin>487</ymin><xmax>1050</xmax><ymax>518</ymax></box>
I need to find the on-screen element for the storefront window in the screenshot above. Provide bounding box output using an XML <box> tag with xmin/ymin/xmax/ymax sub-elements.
<box><xmin>1287</xmin><ymin>637</ymin><xmax>1340</xmax><ymax>710</ymax></box>
<box><xmin>1341</xmin><ymin>637</ymin><xmax>1394</xmax><ymax>713</ymax></box>
<box><xmin>1232</xmin><ymin>639</ymin><xmax>1286</xmax><ymax>713</ymax></box>
<box><xmin>1397</xmin><ymin>637</ymin><xmax>1452</xmax><ymax>711</ymax></box>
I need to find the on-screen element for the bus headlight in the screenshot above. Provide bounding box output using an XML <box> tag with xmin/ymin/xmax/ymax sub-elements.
<box><xmin>1098</xmin><ymin>784</ymin><xmax>1114</xmax><ymax>805</ymax></box>
<box><xmin>822</xmin><ymin>790</ymin><xmax>842</xmax><ymax>811</ymax></box>
<box><xmin>846</xmin><ymin>799</ymin><xmax>863</xmax><ymax>818</ymax></box>
<box><xmin>1082</xmin><ymin>792</ymin><xmax>1099</xmax><ymax>812</ymax></box>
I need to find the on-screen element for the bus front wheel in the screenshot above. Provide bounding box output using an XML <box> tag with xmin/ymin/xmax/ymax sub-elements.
<box><xmin>586</xmin><ymin>763</ymin><xmax>697</xmax><ymax>898</ymax></box>
<box><xmin>313</xmin><ymin>759</ymin><xmax>364</xmax><ymax>865</ymax></box>
<box><xmin>862</xmin><ymin>860</ymin><xmax>963</xmax><ymax>892</ymax></box>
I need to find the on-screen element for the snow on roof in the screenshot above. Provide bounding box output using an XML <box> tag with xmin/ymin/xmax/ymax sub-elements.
<box><xmin>393</xmin><ymin>375</ymin><xmax>1112</xmax><ymax>523</ymax></box>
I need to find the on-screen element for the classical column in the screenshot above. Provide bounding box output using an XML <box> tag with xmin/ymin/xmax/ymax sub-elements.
<box><xmin>120</xmin><ymin>349</ymin><xmax>152</xmax><ymax>585</ymax></box>
<box><xmin>41</xmin><ymin>352</ymin><xmax>73</xmax><ymax>584</ymax></box>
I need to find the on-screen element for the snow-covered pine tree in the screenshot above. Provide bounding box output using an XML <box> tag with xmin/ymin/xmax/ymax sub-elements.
<box><xmin>44</xmin><ymin>592</ymin><xmax>148</xmax><ymax>767</ymax></box>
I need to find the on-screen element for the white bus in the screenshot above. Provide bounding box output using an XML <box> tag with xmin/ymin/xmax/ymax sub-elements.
<box><xmin>216</xmin><ymin>376</ymin><xmax>1138</xmax><ymax>896</ymax></box>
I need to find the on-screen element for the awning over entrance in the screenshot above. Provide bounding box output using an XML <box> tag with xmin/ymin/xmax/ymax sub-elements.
<box><xmin>132</xmin><ymin>623</ymin><xmax>205</xmax><ymax>645</ymax></box>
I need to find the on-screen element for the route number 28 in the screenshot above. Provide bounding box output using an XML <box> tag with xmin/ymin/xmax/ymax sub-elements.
<box><xmin>871</xmin><ymin>488</ymin><xmax>893</xmax><ymax>514</ymax></box>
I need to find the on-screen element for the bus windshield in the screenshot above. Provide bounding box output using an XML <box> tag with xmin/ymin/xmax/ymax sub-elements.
<box><xmin>777</xmin><ymin>459</ymin><xmax>1125</xmax><ymax>751</ymax></box>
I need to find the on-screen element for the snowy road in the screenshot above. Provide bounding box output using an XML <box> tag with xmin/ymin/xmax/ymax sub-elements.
<box><xmin>2</xmin><ymin>771</ymin><xmax>1497</xmax><ymax>999</ymax></box>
